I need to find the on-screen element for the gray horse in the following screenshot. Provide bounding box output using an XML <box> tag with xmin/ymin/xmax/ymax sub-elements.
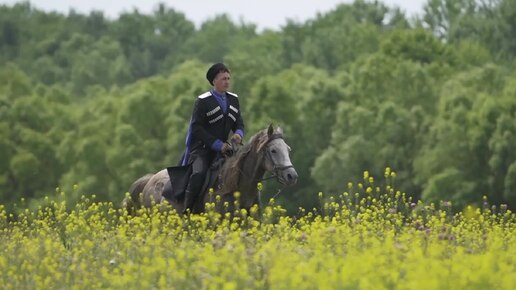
<box><xmin>124</xmin><ymin>125</ymin><xmax>298</xmax><ymax>214</ymax></box>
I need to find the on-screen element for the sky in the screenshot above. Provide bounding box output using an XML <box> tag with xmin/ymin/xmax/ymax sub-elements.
<box><xmin>2</xmin><ymin>0</ymin><xmax>427</xmax><ymax>30</ymax></box>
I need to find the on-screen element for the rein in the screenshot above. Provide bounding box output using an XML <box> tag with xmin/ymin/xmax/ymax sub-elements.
<box><xmin>259</xmin><ymin>175</ymin><xmax>276</xmax><ymax>182</ymax></box>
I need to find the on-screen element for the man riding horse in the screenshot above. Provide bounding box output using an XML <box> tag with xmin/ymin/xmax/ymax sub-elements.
<box><xmin>180</xmin><ymin>63</ymin><xmax>244</xmax><ymax>213</ymax></box>
<box><xmin>124</xmin><ymin>65</ymin><xmax>298</xmax><ymax>215</ymax></box>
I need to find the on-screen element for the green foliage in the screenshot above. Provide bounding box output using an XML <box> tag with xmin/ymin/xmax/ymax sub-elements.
<box><xmin>182</xmin><ymin>14</ymin><xmax>256</xmax><ymax>63</ymax></box>
<box><xmin>283</xmin><ymin>0</ymin><xmax>397</xmax><ymax>71</ymax></box>
<box><xmin>381</xmin><ymin>28</ymin><xmax>456</xmax><ymax>65</ymax></box>
<box><xmin>69</xmin><ymin>36</ymin><xmax>132</xmax><ymax>94</ymax></box>
<box><xmin>0</xmin><ymin>0</ymin><xmax>515</xmax><ymax>211</ymax></box>
<box><xmin>414</xmin><ymin>64</ymin><xmax>516</xmax><ymax>208</ymax></box>
<box><xmin>225</xmin><ymin>31</ymin><xmax>284</xmax><ymax>96</ymax></box>
<box><xmin>421</xmin><ymin>0</ymin><xmax>516</xmax><ymax>62</ymax></box>
<box><xmin>312</xmin><ymin>101</ymin><xmax>419</xmax><ymax>196</ymax></box>
<box><xmin>422</xmin><ymin>167</ymin><xmax>477</xmax><ymax>210</ymax></box>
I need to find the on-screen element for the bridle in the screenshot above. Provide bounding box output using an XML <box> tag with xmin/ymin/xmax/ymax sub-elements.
<box><xmin>260</xmin><ymin>133</ymin><xmax>294</xmax><ymax>183</ymax></box>
<box><xmin>232</xmin><ymin>133</ymin><xmax>293</xmax><ymax>183</ymax></box>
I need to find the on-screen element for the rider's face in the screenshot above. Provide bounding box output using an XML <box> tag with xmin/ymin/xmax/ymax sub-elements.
<box><xmin>213</xmin><ymin>71</ymin><xmax>230</xmax><ymax>93</ymax></box>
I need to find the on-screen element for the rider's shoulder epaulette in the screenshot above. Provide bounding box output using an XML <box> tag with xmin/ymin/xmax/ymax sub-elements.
<box><xmin>226</xmin><ymin>91</ymin><xmax>238</xmax><ymax>98</ymax></box>
<box><xmin>198</xmin><ymin>92</ymin><xmax>212</xmax><ymax>99</ymax></box>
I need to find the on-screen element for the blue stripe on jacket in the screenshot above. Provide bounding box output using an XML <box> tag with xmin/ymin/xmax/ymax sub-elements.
<box><xmin>181</xmin><ymin>118</ymin><xmax>193</xmax><ymax>166</ymax></box>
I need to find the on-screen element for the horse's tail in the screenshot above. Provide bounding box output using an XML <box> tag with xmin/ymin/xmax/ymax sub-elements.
<box><xmin>123</xmin><ymin>173</ymin><xmax>153</xmax><ymax>214</ymax></box>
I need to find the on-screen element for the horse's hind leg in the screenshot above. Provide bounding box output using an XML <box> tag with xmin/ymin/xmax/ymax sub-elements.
<box><xmin>142</xmin><ymin>179</ymin><xmax>166</xmax><ymax>208</ymax></box>
<box><xmin>141</xmin><ymin>170</ymin><xmax>183</xmax><ymax>214</ymax></box>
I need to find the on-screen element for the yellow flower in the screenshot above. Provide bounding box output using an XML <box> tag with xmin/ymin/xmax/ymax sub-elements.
<box><xmin>384</xmin><ymin>167</ymin><xmax>391</xmax><ymax>176</ymax></box>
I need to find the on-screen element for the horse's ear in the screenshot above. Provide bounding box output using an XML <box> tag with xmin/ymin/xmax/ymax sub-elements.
<box><xmin>267</xmin><ymin>124</ymin><xmax>274</xmax><ymax>136</ymax></box>
<box><xmin>276</xmin><ymin>126</ymin><xmax>283</xmax><ymax>135</ymax></box>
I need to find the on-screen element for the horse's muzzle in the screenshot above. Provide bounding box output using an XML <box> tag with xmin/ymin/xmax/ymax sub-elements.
<box><xmin>277</xmin><ymin>167</ymin><xmax>298</xmax><ymax>186</ymax></box>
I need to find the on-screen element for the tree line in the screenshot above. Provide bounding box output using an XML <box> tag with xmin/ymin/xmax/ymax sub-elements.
<box><xmin>1</xmin><ymin>0</ymin><xmax>515</xmax><ymax>212</ymax></box>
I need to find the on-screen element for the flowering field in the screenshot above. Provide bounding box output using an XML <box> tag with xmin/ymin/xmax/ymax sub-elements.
<box><xmin>1</xmin><ymin>171</ymin><xmax>514</xmax><ymax>290</ymax></box>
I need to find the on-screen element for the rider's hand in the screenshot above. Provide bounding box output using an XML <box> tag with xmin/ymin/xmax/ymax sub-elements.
<box><xmin>221</xmin><ymin>142</ymin><xmax>233</xmax><ymax>156</ymax></box>
<box><xmin>231</xmin><ymin>133</ymin><xmax>242</xmax><ymax>144</ymax></box>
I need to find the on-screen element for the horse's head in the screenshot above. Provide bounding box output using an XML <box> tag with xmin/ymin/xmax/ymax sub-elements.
<box><xmin>260</xmin><ymin>125</ymin><xmax>298</xmax><ymax>186</ymax></box>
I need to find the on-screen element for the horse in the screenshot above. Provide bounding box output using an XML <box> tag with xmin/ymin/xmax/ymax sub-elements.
<box><xmin>123</xmin><ymin>125</ymin><xmax>298</xmax><ymax>214</ymax></box>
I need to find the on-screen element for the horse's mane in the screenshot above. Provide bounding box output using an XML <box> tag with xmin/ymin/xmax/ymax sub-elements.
<box><xmin>218</xmin><ymin>129</ymin><xmax>271</xmax><ymax>194</ymax></box>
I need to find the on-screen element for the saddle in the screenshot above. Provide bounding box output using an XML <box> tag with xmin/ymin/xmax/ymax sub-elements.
<box><xmin>163</xmin><ymin>140</ymin><xmax>241</xmax><ymax>208</ymax></box>
<box><xmin>163</xmin><ymin>154</ymin><xmax>226</xmax><ymax>202</ymax></box>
